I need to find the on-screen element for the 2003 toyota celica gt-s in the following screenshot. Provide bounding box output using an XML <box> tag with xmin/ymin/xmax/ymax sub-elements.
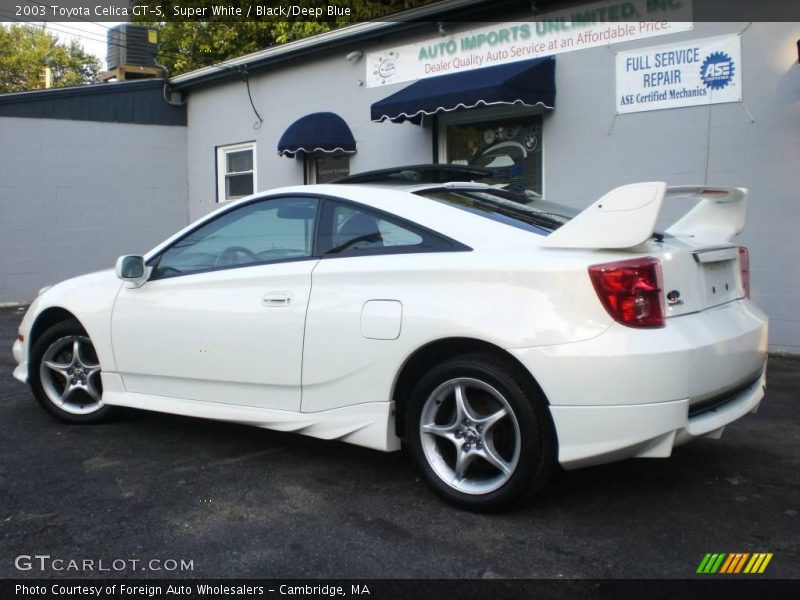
<box><xmin>12</xmin><ymin>166</ymin><xmax>768</xmax><ymax>511</ymax></box>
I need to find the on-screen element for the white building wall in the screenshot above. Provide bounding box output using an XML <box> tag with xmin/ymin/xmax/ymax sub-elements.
<box><xmin>186</xmin><ymin>46</ymin><xmax>434</xmax><ymax>218</ymax></box>
<box><xmin>185</xmin><ymin>21</ymin><xmax>800</xmax><ymax>353</ymax></box>
<box><xmin>0</xmin><ymin>118</ymin><xmax>188</xmax><ymax>303</ymax></box>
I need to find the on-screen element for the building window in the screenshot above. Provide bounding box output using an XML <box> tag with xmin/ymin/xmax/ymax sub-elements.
<box><xmin>442</xmin><ymin>112</ymin><xmax>543</xmax><ymax>197</ymax></box>
<box><xmin>217</xmin><ymin>142</ymin><xmax>256</xmax><ymax>202</ymax></box>
<box><xmin>306</xmin><ymin>154</ymin><xmax>350</xmax><ymax>184</ymax></box>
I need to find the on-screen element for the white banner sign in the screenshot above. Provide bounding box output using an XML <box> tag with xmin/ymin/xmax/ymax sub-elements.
<box><xmin>616</xmin><ymin>34</ymin><xmax>742</xmax><ymax>113</ymax></box>
<box><xmin>366</xmin><ymin>0</ymin><xmax>693</xmax><ymax>88</ymax></box>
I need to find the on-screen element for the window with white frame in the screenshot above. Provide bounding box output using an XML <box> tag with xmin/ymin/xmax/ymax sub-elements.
<box><xmin>217</xmin><ymin>142</ymin><xmax>257</xmax><ymax>202</ymax></box>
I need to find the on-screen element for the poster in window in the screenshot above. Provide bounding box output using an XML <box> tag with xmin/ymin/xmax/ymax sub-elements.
<box><xmin>315</xmin><ymin>155</ymin><xmax>350</xmax><ymax>183</ymax></box>
<box><xmin>447</xmin><ymin>116</ymin><xmax>543</xmax><ymax>196</ymax></box>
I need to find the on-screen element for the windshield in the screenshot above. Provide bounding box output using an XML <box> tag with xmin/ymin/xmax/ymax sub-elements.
<box><xmin>416</xmin><ymin>188</ymin><xmax>576</xmax><ymax>235</ymax></box>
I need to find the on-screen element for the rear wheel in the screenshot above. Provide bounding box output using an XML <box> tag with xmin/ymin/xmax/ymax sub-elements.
<box><xmin>29</xmin><ymin>320</ymin><xmax>115</xmax><ymax>423</ymax></box>
<box><xmin>406</xmin><ymin>353</ymin><xmax>555</xmax><ymax>512</ymax></box>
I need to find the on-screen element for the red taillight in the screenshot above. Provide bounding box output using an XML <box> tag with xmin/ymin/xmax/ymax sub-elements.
<box><xmin>739</xmin><ymin>246</ymin><xmax>750</xmax><ymax>299</ymax></box>
<box><xmin>588</xmin><ymin>257</ymin><xmax>665</xmax><ymax>328</ymax></box>
<box><xmin>17</xmin><ymin>334</ymin><xmax>24</xmax><ymax>342</ymax></box>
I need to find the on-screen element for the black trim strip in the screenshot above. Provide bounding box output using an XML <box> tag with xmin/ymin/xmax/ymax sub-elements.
<box><xmin>688</xmin><ymin>371</ymin><xmax>763</xmax><ymax>418</ymax></box>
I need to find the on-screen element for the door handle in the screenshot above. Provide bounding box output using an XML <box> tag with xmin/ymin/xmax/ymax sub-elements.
<box><xmin>262</xmin><ymin>292</ymin><xmax>293</xmax><ymax>307</ymax></box>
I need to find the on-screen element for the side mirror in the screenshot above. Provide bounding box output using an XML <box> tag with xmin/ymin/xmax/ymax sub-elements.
<box><xmin>115</xmin><ymin>255</ymin><xmax>150</xmax><ymax>288</ymax></box>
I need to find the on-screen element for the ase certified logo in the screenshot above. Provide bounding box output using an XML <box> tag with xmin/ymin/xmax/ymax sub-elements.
<box><xmin>700</xmin><ymin>51</ymin><xmax>735</xmax><ymax>90</ymax></box>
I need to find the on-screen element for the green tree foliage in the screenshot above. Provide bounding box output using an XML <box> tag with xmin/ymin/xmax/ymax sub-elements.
<box><xmin>0</xmin><ymin>24</ymin><xmax>101</xmax><ymax>93</ymax></box>
<box><xmin>150</xmin><ymin>21</ymin><xmax>333</xmax><ymax>75</ymax></box>
<box><xmin>136</xmin><ymin>0</ymin><xmax>435</xmax><ymax>76</ymax></box>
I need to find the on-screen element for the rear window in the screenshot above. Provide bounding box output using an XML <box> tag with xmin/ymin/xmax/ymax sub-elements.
<box><xmin>417</xmin><ymin>188</ymin><xmax>576</xmax><ymax>235</ymax></box>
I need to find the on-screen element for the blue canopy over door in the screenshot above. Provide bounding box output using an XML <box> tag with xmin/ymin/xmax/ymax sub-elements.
<box><xmin>370</xmin><ymin>56</ymin><xmax>556</xmax><ymax>125</ymax></box>
<box><xmin>278</xmin><ymin>112</ymin><xmax>357</xmax><ymax>157</ymax></box>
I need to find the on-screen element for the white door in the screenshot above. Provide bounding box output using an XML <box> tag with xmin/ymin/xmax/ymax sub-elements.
<box><xmin>302</xmin><ymin>200</ymin><xmax>453</xmax><ymax>413</ymax></box>
<box><xmin>111</xmin><ymin>196</ymin><xmax>320</xmax><ymax>411</ymax></box>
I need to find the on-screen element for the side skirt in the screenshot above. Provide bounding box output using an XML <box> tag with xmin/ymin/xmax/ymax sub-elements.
<box><xmin>100</xmin><ymin>373</ymin><xmax>401</xmax><ymax>452</ymax></box>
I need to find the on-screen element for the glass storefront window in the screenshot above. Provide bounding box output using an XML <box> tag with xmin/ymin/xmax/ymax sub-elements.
<box><xmin>308</xmin><ymin>155</ymin><xmax>351</xmax><ymax>184</ymax></box>
<box><xmin>445</xmin><ymin>115</ymin><xmax>543</xmax><ymax>196</ymax></box>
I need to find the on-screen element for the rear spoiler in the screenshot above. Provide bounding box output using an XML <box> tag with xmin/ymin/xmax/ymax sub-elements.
<box><xmin>540</xmin><ymin>183</ymin><xmax>747</xmax><ymax>249</ymax></box>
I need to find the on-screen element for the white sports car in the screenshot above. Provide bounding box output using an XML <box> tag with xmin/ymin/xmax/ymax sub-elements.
<box><xmin>12</xmin><ymin>166</ymin><xmax>768</xmax><ymax>511</ymax></box>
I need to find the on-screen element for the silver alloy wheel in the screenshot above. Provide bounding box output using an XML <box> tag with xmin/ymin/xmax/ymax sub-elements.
<box><xmin>39</xmin><ymin>335</ymin><xmax>103</xmax><ymax>415</ymax></box>
<box><xmin>419</xmin><ymin>377</ymin><xmax>521</xmax><ymax>495</ymax></box>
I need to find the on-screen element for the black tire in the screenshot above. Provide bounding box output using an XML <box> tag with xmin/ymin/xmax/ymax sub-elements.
<box><xmin>29</xmin><ymin>319</ymin><xmax>116</xmax><ymax>424</ymax></box>
<box><xmin>406</xmin><ymin>352</ymin><xmax>555</xmax><ymax>512</ymax></box>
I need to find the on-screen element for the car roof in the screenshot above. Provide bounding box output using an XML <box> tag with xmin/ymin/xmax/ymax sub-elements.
<box><xmin>332</xmin><ymin>164</ymin><xmax>493</xmax><ymax>185</ymax></box>
<box><xmin>341</xmin><ymin>181</ymin><xmax>496</xmax><ymax>193</ymax></box>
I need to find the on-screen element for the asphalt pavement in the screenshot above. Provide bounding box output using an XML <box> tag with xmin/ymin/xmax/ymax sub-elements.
<box><xmin>0</xmin><ymin>305</ymin><xmax>797</xmax><ymax>579</ymax></box>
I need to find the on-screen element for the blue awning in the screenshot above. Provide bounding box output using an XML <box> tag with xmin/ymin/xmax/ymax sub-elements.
<box><xmin>277</xmin><ymin>112</ymin><xmax>356</xmax><ymax>157</ymax></box>
<box><xmin>371</xmin><ymin>56</ymin><xmax>556</xmax><ymax>125</ymax></box>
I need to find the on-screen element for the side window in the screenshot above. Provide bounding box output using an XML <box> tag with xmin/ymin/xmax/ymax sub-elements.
<box><xmin>152</xmin><ymin>197</ymin><xmax>318</xmax><ymax>279</ymax></box>
<box><xmin>319</xmin><ymin>202</ymin><xmax>435</xmax><ymax>256</ymax></box>
<box><xmin>217</xmin><ymin>142</ymin><xmax>256</xmax><ymax>202</ymax></box>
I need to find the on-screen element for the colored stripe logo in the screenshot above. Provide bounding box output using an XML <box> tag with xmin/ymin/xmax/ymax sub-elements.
<box><xmin>696</xmin><ymin>553</ymin><xmax>773</xmax><ymax>574</ymax></box>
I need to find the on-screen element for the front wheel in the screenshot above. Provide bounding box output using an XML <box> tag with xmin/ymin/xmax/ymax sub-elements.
<box><xmin>29</xmin><ymin>320</ymin><xmax>116</xmax><ymax>424</ymax></box>
<box><xmin>406</xmin><ymin>353</ymin><xmax>555</xmax><ymax>512</ymax></box>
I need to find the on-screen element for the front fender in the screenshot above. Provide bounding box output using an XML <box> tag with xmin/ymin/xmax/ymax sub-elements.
<box><xmin>18</xmin><ymin>270</ymin><xmax>123</xmax><ymax>379</ymax></box>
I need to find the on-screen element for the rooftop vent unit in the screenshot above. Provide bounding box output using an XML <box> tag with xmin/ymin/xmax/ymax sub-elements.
<box><xmin>104</xmin><ymin>24</ymin><xmax>161</xmax><ymax>80</ymax></box>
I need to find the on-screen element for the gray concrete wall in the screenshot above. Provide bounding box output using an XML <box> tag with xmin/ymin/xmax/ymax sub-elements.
<box><xmin>185</xmin><ymin>22</ymin><xmax>800</xmax><ymax>353</ymax></box>
<box><xmin>0</xmin><ymin>118</ymin><xmax>188</xmax><ymax>303</ymax></box>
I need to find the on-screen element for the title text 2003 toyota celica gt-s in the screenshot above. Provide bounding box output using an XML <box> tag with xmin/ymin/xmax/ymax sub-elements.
<box><xmin>12</xmin><ymin>167</ymin><xmax>768</xmax><ymax>511</ymax></box>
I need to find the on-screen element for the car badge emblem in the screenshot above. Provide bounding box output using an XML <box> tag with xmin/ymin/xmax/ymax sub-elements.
<box><xmin>667</xmin><ymin>290</ymin><xmax>684</xmax><ymax>306</ymax></box>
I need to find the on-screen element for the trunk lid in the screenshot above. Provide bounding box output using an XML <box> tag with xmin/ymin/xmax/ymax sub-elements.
<box><xmin>656</xmin><ymin>239</ymin><xmax>745</xmax><ymax>318</ymax></box>
<box><xmin>539</xmin><ymin>182</ymin><xmax>750</xmax><ymax>318</ymax></box>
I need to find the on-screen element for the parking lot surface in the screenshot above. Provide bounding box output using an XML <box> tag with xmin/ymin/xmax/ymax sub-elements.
<box><xmin>0</xmin><ymin>305</ymin><xmax>798</xmax><ymax>579</ymax></box>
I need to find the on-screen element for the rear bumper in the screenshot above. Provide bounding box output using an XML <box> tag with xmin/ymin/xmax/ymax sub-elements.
<box><xmin>548</xmin><ymin>369</ymin><xmax>765</xmax><ymax>469</ymax></box>
<box><xmin>509</xmin><ymin>298</ymin><xmax>768</xmax><ymax>469</ymax></box>
<box><xmin>510</xmin><ymin>299</ymin><xmax>767</xmax><ymax>407</ymax></box>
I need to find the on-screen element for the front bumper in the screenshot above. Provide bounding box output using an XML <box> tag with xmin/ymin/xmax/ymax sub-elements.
<box><xmin>12</xmin><ymin>299</ymin><xmax>35</xmax><ymax>384</ymax></box>
<box><xmin>12</xmin><ymin>337</ymin><xmax>27</xmax><ymax>384</ymax></box>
